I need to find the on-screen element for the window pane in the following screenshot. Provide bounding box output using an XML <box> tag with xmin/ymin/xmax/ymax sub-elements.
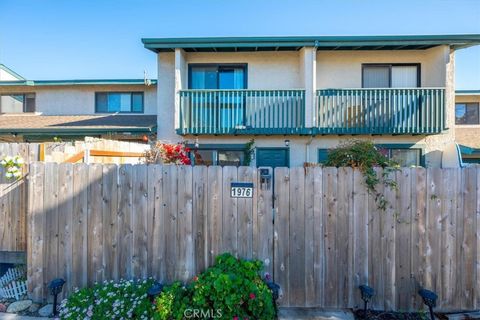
<box><xmin>218</xmin><ymin>150</ymin><xmax>244</xmax><ymax>166</ymax></box>
<box><xmin>363</xmin><ymin>66</ymin><xmax>390</xmax><ymax>88</ymax></box>
<box><xmin>318</xmin><ymin>149</ymin><xmax>329</xmax><ymax>164</ymax></box>
<box><xmin>219</xmin><ymin>68</ymin><xmax>245</xmax><ymax>89</ymax></box>
<box><xmin>25</xmin><ymin>94</ymin><xmax>36</xmax><ymax>112</ymax></box>
<box><xmin>193</xmin><ymin>150</ymin><xmax>215</xmax><ymax>166</ymax></box>
<box><xmin>390</xmin><ymin>149</ymin><xmax>420</xmax><ymax>166</ymax></box>
<box><xmin>456</xmin><ymin>103</ymin><xmax>479</xmax><ymax>124</ymax></box>
<box><xmin>191</xmin><ymin>67</ymin><xmax>218</xmax><ymax>89</ymax></box>
<box><xmin>391</xmin><ymin>66</ymin><xmax>418</xmax><ymax>88</ymax></box>
<box><xmin>0</xmin><ymin>95</ymin><xmax>24</xmax><ymax>113</ymax></box>
<box><xmin>96</xmin><ymin>93</ymin><xmax>108</xmax><ymax>112</ymax></box>
<box><xmin>132</xmin><ymin>93</ymin><xmax>143</xmax><ymax>112</ymax></box>
<box><xmin>107</xmin><ymin>93</ymin><xmax>122</xmax><ymax>112</ymax></box>
<box><xmin>119</xmin><ymin>93</ymin><xmax>131</xmax><ymax>112</ymax></box>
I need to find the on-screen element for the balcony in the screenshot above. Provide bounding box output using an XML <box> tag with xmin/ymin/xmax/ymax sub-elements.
<box><xmin>177</xmin><ymin>89</ymin><xmax>306</xmax><ymax>135</ymax></box>
<box><xmin>316</xmin><ymin>88</ymin><xmax>445</xmax><ymax>134</ymax></box>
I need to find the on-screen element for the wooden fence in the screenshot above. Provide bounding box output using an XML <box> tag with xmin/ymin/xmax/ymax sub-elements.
<box><xmin>22</xmin><ymin>164</ymin><xmax>480</xmax><ymax>311</ymax></box>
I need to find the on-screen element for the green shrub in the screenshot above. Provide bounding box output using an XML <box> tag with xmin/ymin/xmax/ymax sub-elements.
<box><xmin>58</xmin><ymin>279</ymin><xmax>155</xmax><ymax>320</ymax></box>
<box><xmin>189</xmin><ymin>253</ymin><xmax>275</xmax><ymax>320</ymax></box>
<box><xmin>154</xmin><ymin>253</ymin><xmax>276</xmax><ymax>320</ymax></box>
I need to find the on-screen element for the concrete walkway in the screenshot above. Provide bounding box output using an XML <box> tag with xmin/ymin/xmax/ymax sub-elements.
<box><xmin>278</xmin><ymin>308</ymin><xmax>355</xmax><ymax>320</ymax></box>
<box><xmin>0</xmin><ymin>314</ymin><xmax>48</xmax><ymax>320</ymax></box>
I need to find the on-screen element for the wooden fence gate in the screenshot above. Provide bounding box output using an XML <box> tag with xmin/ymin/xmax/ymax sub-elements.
<box><xmin>26</xmin><ymin>163</ymin><xmax>480</xmax><ymax>312</ymax></box>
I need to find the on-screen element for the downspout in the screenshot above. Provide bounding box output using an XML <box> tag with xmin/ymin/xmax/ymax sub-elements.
<box><xmin>305</xmin><ymin>41</ymin><xmax>319</xmax><ymax>165</ymax></box>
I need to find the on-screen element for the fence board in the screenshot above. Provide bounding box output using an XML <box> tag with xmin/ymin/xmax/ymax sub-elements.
<box><xmin>23</xmin><ymin>164</ymin><xmax>480</xmax><ymax>311</ymax></box>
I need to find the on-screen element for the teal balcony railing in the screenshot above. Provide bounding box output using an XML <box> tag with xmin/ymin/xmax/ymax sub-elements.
<box><xmin>178</xmin><ymin>89</ymin><xmax>306</xmax><ymax>135</ymax></box>
<box><xmin>316</xmin><ymin>88</ymin><xmax>445</xmax><ymax>134</ymax></box>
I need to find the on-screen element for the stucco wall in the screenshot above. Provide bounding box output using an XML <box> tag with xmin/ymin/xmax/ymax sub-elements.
<box><xmin>455</xmin><ymin>94</ymin><xmax>480</xmax><ymax>148</ymax></box>
<box><xmin>185</xmin><ymin>51</ymin><xmax>302</xmax><ymax>89</ymax></box>
<box><xmin>0</xmin><ymin>68</ymin><xmax>22</xmax><ymax>81</ymax></box>
<box><xmin>316</xmin><ymin>46</ymin><xmax>448</xmax><ymax>88</ymax></box>
<box><xmin>0</xmin><ymin>84</ymin><xmax>157</xmax><ymax>115</ymax></box>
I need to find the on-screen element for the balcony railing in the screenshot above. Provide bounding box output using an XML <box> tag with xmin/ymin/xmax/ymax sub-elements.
<box><xmin>178</xmin><ymin>89</ymin><xmax>306</xmax><ymax>135</ymax></box>
<box><xmin>316</xmin><ymin>88</ymin><xmax>445</xmax><ymax>134</ymax></box>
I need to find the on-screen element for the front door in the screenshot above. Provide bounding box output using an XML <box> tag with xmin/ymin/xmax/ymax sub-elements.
<box><xmin>256</xmin><ymin>148</ymin><xmax>289</xmax><ymax>168</ymax></box>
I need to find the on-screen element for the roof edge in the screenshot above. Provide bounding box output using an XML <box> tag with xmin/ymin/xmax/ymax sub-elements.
<box><xmin>0</xmin><ymin>64</ymin><xmax>26</xmax><ymax>80</ymax></box>
<box><xmin>0</xmin><ymin>79</ymin><xmax>157</xmax><ymax>87</ymax></box>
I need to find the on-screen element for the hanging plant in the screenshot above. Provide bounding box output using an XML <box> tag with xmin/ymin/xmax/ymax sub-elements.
<box><xmin>244</xmin><ymin>139</ymin><xmax>255</xmax><ymax>166</ymax></box>
<box><xmin>0</xmin><ymin>155</ymin><xmax>25</xmax><ymax>180</ymax></box>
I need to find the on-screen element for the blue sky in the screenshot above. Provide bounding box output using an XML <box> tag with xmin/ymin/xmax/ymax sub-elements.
<box><xmin>1</xmin><ymin>0</ymin><xmax>479</xmax><ymax>89</ymax></box>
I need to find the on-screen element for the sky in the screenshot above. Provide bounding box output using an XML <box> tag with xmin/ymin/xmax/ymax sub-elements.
<box><xmin>0</xmin><ymin>0</ymin><xmax>479</xmax><ymax>89</ymax></box>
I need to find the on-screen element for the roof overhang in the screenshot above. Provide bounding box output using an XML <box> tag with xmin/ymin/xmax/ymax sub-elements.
<box><xmin>142</xmin><ymin>34</ymin><xmax>480</xmax><ymax>53</ymax></box>
<box><xmin>456</xmin><ymin>90</ymin><xmax>480</xmax><ymax>96</ymax></box>
<box><xmin>0</xmin><ymin>79</ymin><xmax>157</xmax><ymax>87</ymax></box>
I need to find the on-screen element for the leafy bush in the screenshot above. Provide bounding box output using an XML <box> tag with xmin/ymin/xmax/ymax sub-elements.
<box><xmin>155</xmin><ymin>253</ymin><xmax>276</xmax><ymax>320</ymax></box>
<box><xmin>325</xmin><ymin>140</ymin><xmax>399</xmax><ymax>210</ymax></box>
<box><xmin>58</xmin><ymin>279</ymin><xmax>155</xmax><ymax>320</ymax></box>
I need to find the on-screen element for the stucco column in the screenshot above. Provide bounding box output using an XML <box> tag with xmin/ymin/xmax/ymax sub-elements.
<box><xmin>174</xmin><ymin>48</ymin><xmax>187</xmax><ymax>130</ymax></box>
<box><xmin>299</xmin><ymin>47</ymin><xmax>317</xmax><ymax>128</ymax></box>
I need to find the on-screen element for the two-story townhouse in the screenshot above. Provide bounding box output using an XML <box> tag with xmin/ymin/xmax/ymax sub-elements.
<box><xmin>143</xmin><ymin>35</ymin><xmax>480</xmax><ymax>168</ymax></box>
<box><xmin>0</xmin><ymin>64</ymin><xmax>157</xmax><ymax>142</ymax></box>
<box><xmin>455</xmin><ymin>90</ymin><xmax>480</xmax><ymax>163</ymax></box>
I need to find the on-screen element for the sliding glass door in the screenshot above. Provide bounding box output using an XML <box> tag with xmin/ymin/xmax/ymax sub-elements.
<box><xmin>189</xmin><ymin>64</ymin><xmax>247</xmax><ymax>130</ymax></box>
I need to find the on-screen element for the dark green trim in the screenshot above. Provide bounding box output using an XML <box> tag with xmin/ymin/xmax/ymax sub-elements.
<box><xmin>255</xmin><ymin>147</ymin><xmax>290</xmax><ymax>168</ymax></box>
<box><xmin>0</xmin><ymin>79</ymin><xmax>157</xmax><ymax>87</ymax></box>
<box><xmin>0</xmin><ymin>126</ymin><xmax>155</xmax><ymax>135</ymax></box>
<box><xmin>0</xmin><ymin>64</ymin><xmax>25</xmax><ymax>80</ymax></box>
<box><xmin>375</xmin><ymin>143</ymin><xmax>425</xmax><ymax>167</ymax></box>
<box><xmin>456</xmin><ymin>90</ymin><xmax>480</xmax><ymax>95</ymax></box>
<box><xmin>95</xmin><ymin>91</ymin><xmax>145</xmax><ymax>114</ymax></box>
<box><xmin>187</xmin><ymin>143</ymin><xmax>247</xmax><ymax>150</ymax></box>
<box><xmin>142</xmin><ymin>34</ymin><xmax>480</xmax><ymax>52</ymax></box>
<box><xmin>362</xmin><ymin>63</ymin><xmax>421</xmax><ymax>88</ymax></box>
<box><xmin>318</xmin><ymin>149</ymin><xmax>329</xmax><ymax>164</ymax></box>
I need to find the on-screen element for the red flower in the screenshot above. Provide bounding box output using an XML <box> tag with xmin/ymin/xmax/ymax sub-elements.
<box><xmin>233</xmin><ymin>317</ymin><xmax>239</xmax><ymax>320</ymax></box>
<box><xmin>193</xmin><ymin>276</ymin><xmax>198</xmax><ymax>281</ymax></box>
<box><xmin>249</xmin><ymin>293</ymin><xmax>256</xmax><ymax>300</ymax></box>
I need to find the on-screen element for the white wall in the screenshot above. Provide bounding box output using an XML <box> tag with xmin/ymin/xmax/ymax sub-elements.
<box><xmin>0</xmin><ymin>84</ymin><xmax>157</xmax><ymax>115</ymax></box>
<box><xmin>0</xmin><ymin>68</ymin><xmax>22</xmax><ymax>81</ymax></box>
<box><xmin>316</xmin><ymin>46</ymin><xmax>448</xmax><ymax>88</ymax></box>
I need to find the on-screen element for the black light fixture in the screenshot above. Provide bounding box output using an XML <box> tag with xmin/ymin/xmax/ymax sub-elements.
<box><xmin>284</xmin><ymin>139</ymin><xmax>290</xmax><ymax>147</ymax></box>
<box><xmin>147</xmin><ymin>282</ymin><xmax>164</xmax><ymax>302</ymax></box>
<box><xmin>266</xmin><ymin>281</ymin><xmax>280</xmax><ymax>302</ymax></box>
<box><xmin>359</xmin><ymin>284</ymin><xmax>374</xmax><ymax>318</ymax></box>
<box><xmin>48</xmin><ymin>278</ymin><xmax>65</xmax><ymax>316</ymax></box>
<box><xmin>418</xmin><ymin>288</ymin><xmax>437</xmax><ymax>320</ymax></box>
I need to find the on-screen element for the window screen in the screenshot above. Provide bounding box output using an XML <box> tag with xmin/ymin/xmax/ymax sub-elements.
<box><xmin>455</xmin><ymin>103</ymin><xmax>479</xmax><ymax>125</ymax></box>
<box><xmin>363</xmin><ymin>66</ymin><xmax>390</xmax><ymax>88</ymax></box>
<box><xmin>95</xmin><ymin>92</ymin><xmax>144</xmax><ymax>113</ymax></box>
<box><xmin>391</xmin><ymin>66</ymin><xmax>418</xmax><ymax>88</ymax></box>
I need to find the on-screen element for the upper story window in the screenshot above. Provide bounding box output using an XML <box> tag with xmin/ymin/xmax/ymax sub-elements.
<box><xmin>362</xmin><ymin>64</ymin><xmax>420</xmax><ymax>88</ymax></box>
<box><xmin>455</xmin><ymin>103</ymin><xmax>479</xmax><ymax>125</ymax></box>
<box><xmin>95</xmin><ymin>92</ymin><xmax>144</xmax><ymax>113</ymax></box>
<box><xmin>0</xmin><ymin>93</ymin><xmax>35</xmax><ymax>113</ymax></box>
<box><xmin>189</xmin><ymin>64</ymin><xmax>247</xmax><ymax>89</ymax></box>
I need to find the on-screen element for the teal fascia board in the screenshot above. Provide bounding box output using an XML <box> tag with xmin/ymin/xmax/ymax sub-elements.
<box><xmin>456</xmin><ymin>90</ymin><xmax>480</xmax><ymax>95</ymax></box>
<box><xmin>0</xmin><ymin>79</ymin><xmax>157</xmax><ymax>87</ymax></box>
<box><xmin>0</xmin><ymin>126</ymin><xmax>155</xmax><ymax>135</ymax></box>
<box><xmin>142</xmin><ymin>34</ymin><xmax>480</xmax><ymax>52</ymax></box>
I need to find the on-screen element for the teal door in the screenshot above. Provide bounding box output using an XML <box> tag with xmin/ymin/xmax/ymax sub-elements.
<box><xmin>256</xmin><ymin>148</ymin><xmax>289</xmax><ymax>168</ymax></box>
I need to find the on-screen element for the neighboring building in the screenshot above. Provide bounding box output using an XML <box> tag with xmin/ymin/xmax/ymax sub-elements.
<box><xmin>143</xmin><ymin>35</ymin><xmax>480</xmax><ymax>167</ymax></box>
<box><xmin>0</xmin><ymin>64</ymin><xmax>157</xmax><ymax>142</ymax></box>
<box><xmin>455</xmin><ymin>90</ymin><xmax>480</xmax><ymax>163</ymax></box>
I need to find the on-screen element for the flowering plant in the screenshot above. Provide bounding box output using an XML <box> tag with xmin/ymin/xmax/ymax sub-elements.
<box><xmin>0</xmin><ymin>155</ymin><xmax>24</xmax><ymax>180</ymax></box>
<box><xmin>58</xmin><ymin>279</ymin><xmax>155</xmax><ymax>320</ymax></box>
<box><xmin>144</xmin><ymin>142</ymin><xmax>191</xmax><ymax>165</ymax></box>
<box><xmin>155</xmin><ymin>253</ymin><xmax>276</xmax><ymax>320</ymax></box>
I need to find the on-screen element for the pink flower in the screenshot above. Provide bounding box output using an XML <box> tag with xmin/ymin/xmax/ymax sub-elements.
<box><xmin>233</xmin><ymin>317</ymin><xmax>239</xmax><ymax>320</ymax></box>
<box><xmin>249</xmin><ymin>293</ymin><xmax>256</xmax><ymax>300</ymax></box>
